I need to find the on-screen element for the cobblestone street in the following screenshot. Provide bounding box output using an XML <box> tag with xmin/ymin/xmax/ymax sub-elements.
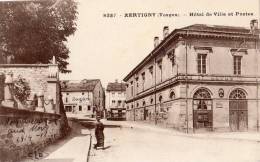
<box><xmin>89</xmin><ymin>122</ymin><xmax>260</xmax><ymax>162</ymax></box>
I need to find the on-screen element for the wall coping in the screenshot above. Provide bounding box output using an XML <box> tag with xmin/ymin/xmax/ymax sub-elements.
<box><xmin>0</xmin><ymin>106</ymin><xmax>61</xmax><ymax>119</ymax></box>
<box><xmin>0</xmin><ymin>64</ymin><xmax>58</xmax><ymax>68</ymax></box>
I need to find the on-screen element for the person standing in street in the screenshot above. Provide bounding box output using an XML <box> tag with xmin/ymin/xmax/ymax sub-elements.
<box><xmin>94</xmin><ymin>117</ymin><xmax>105</xmax><ymax>149</ymax></box>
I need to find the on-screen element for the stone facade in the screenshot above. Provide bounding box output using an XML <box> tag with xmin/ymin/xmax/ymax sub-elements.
<box><xmin>124</xmin><ymin>23</ymin><xmax>260</xmax><ymax>132</ymax></box>
<box><xmin>0</xmin><ymin>107</ymin><xmax>62</xmax><ymax>162</ymax></box>
<box><xmin>106</xmin><ymin>81</ymin><xmax>127</xmax><ymax>120</ymax></box>
<box><xmin>61</xmin><ymin>79</ymin><xmax>105</xmax><ymax>118</ymax></box>
<box><xmin>0</xmin><ymin>63</ymin><xmax>64</xmax><ymax>161</ymax></box>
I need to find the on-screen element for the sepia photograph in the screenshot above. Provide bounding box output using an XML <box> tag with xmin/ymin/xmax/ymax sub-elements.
<box><xmin>0</xmin><ymin>0</ymin><xmax>260</xmax><ymax>162</ymax></box>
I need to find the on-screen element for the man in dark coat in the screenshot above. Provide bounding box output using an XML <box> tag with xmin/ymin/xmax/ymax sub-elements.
<box><xmin>94</xmin><ymin>117</ymin><xmax>105</xmax><ymax>149</ymax></box>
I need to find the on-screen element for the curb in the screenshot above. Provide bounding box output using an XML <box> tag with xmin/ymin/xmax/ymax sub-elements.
<box><xmin>117</xmin><ymin>123</ymin><xmax>260</xmax><ymax>143</ymax></box>
<box><xmin>86</xmin><ymin>134</ymin><xmax>92</xmax><ymax>162</ymax></box>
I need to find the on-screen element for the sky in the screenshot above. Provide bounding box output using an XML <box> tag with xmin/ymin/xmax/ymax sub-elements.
<box><xmin>60</xmin><ymin>0</ymin><xmax>260</xmax><ymax>87</ymax></box>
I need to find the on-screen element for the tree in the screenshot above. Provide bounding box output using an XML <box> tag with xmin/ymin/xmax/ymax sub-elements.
<box><xmin>0</xmin><ymin>0</ymin><xmax>78</xmax><ymax>73</ymax></box>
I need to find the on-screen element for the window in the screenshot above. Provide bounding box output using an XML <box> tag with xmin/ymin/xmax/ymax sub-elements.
<box><xmin>130</xmin><ymin>81</ymin><xmax>134</xmax><ymax>96</ymax></box>
<box><xmin>229</xmin><ymin>89</ymin><xmax>246</xmax><ymax>99</ymax></box>
<box><xmin>149</xmin><ymin>66</ymin><xmax>154</xmax><ymax>76</ymax></box>
<box><xmin>65</xmin><ymin>97</ymin><xmax>68</xmax><ymax>103</ymax></box>
<box><xmin>143</xmin><ymin>101</ymin><xmax>146</xmax><ymax>106</ymax></box>
<box><xmin>141</xmin><ymin>72</ymin><xmax>145</xmax><ymax>91</ymax></box>
<box><xmin>234</xmin><ymin>56</ymin><xmax>242</xmax><ymax>75</ymax></box>
<box><xmin>88</xmin><ymin>105</ymin><xmax>91</xmax><ymax>111</ymax></box>
<box><xmin>168</xmin><ymin>49</ymin><xmax>176</xmax><ymax>66</ymax></box>
<box><xmin>193</xmin><ymin>88</ymin><xmax>212</xmax><ymax>111</ymax></box>
<box><xmin>66</xmin><ymin>93</ymin><xmax>69</xmax><ymax>95</ymax></box>
<box><xmin>169</xmin><ymin>91</ymin><xmax>175</xmax><ymax>100</ymax></box>
<box><xmin>135</xmin><ymin>77</ymin><xmax>139</xmax><ymax>90</ymax></box>
<box><xmin>82</xmin><ymin>92</ymin><xmax>84</xmax><ymax>95</ymax></box>
<box><xmin>118</xmin><ymin>100</ymin><xmax>121</xmax><ymax>106</ymax></box>
<box><xmin>79</xmin><ymin>106</ymin><xmax>82</xmax><ymax>111</ymax></box>
<box><xmin>157</xmin><ymin>59</ymin><xmax>162</xmax><ymax>82</ymax></box>
<box><xmin>159</xmin><ymin>95</ymin><xmax>163</xmax><ymax>103</ymax></box>
<box><xmin>112</xmin><ymin>100</ymin><xmax>115</xmax><ymax>105</ymax></box>
<box><xmin>65</xmin><ymin>106</ymin><xmax>72</xmax><ymax>112</ymax></box>
<box><xmin>136</xmin><ymin>102</ymin><xmax>139</xmax><ymax>107</ymax></box>
<box><xmin>150</xmin><ymin>98</ymin><xmax>154</xmax><ymax>104</ymax></box>
<box><xmin>197</xmin><ymin>54</ymin><xmax>206</xmax><ymax>74</ymax></box>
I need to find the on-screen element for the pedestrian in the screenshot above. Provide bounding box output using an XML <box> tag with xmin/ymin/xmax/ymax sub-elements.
<box><xmin>94</xmin><ymin>116</ymin><xmax>105</xmax><ymax>149</ymax></box>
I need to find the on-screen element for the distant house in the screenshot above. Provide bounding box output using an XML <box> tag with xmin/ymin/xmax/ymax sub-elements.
<box><xmin>106</xmin><ymin>80</ymin><xmax>127</xmax><ymax>120</ymax></box>
<box><xmin>61</xmin><ymin>79</ymin><xmax>105</xmax><ymax>118</ymax></box>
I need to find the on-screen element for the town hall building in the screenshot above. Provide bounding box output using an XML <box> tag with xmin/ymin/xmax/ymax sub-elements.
<box><xmin>123</xmin><ymin>20</ymin><xmax>260</xmax><ymax>132</ymax></box>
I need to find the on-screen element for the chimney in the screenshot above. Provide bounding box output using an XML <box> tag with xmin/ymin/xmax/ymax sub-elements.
<box><xmin>163</xmin><ymin>26</ymin><xmax>169</xmax><ymax>39</ymax></box>
<box><xmin>115</xmin><ymin>79</ymin><xmax>118</xmax><ymax>83</ymax></box>
<box><xmin>250</xmin><ymin>19</ymin><xmax>258</xmax><ymax>32</ymax></box>
<box><xmin>154</xmin><ymin>36</ymin><xmax>159</xmax><ymax>47</ymax></box>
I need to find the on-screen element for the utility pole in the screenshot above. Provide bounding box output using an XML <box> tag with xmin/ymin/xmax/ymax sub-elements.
<box><xmin>257</xmin><ymin>31</ymin><xmax>259</xmax><ymax>132</ymax></box>
<box><xmin>154</xmin><ymin>57</ymin><xmax>157</xmax><ymax>125</ymax></box>
<box><xmin>251</xmin><ymin>19</ymin><xmax>259</xmax><ymax>131</ymax></box>
<box><xmin>185</xmin><ymin>31</ymin><xmax>189</xmax><ymax>134</ymax></box>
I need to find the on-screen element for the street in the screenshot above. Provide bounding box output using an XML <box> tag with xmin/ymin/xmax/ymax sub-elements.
<box><xmin>90</xmin><ymin>125</ymin><xmax>260</xmax><ymax>162</ymax></box>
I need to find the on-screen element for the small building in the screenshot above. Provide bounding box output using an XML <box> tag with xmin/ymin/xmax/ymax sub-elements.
<box><xmin>61</xmin><ymin>79</ymin><xmax>105</xmax><ymax>118</ymax></box>
<box><xmin>106</xmin><ymin>80</ymin><xmax>127</xmax><ymax>120</ymax></box>
<box><xmin>123</xmin><ymin>20</ymin><xmax>260</xmax><ymax>133</ymax></box>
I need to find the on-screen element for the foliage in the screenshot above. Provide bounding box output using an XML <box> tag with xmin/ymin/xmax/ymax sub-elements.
<box><xmin>0</xmin><ymin>0</ymin><xmax>78</xmax><ymax>73</ymax></box>
<box><xmin>13</xmin><ymin>75</ymin><xmax>31</xmax><ymax>103</ymax></box>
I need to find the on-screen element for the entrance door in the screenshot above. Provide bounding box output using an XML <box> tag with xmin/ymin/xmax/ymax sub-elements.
<box><xmin>144</xmin><ymin>109</ymin><xmax>148</xmax><ymax>120</ymax></box>
<box><xmin>118</xmin><ymin>110</ymin><xmax>122</xmax><ymax>118</ymax></box>
<box><xmin>229</xmin><ymin>89</ymin><xmax>248</xmax><ymax>131</ymax></box>
<box><xmin>193</xmin><ymin>88</ymin><xmax>213</xmax><ymax>131</ymax></box>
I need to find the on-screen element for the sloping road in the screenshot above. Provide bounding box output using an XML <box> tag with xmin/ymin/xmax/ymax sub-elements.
<box><xmin>90</xmin><ymin>126</ymin><xmax>260</xmax><ymax>162</ymax></box>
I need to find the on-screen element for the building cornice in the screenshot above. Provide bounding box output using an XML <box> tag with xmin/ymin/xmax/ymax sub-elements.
<box><xmin>123</xmin><ymin>26</ymin><xmax>259</xmax><ymax>82</ymax></box>
<box><xmin>125</xmin><ymin>73</ymin><xmax>260</xmax><ymax>103</ymax></box>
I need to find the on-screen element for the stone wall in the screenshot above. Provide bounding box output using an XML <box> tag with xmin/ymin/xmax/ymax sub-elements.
<box><xmin>0</xmin><ymin>64</ymin><xmax>59</xmax><ymax>113</ymax></box>
<box><xmin>0</xmin><ymin>63</ymin><xmax>69</xmax><ymax>161</ymax></box>
<box><xmin>0</xmin><ymin>106</ymin><xmax>62</xmax><ymax>162</ymax></box>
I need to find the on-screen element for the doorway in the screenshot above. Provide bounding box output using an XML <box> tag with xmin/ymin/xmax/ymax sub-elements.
<box><xmin>229</xmin><ymin>89</ymin><xmax>248</xmax><ymax>131</ymax></box>
<box><xmin>193</xmin><ymin>88</ymin><xmax>213</xmax><ymax>131</ymax></box>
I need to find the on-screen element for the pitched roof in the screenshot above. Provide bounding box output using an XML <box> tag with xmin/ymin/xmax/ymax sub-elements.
<box><xmin>123</xmin><ymin>23</ymin><xmax>259</xmax><ymax>81</ymax></box>
<box><xmin>181</xmin><ymin>24</ymin><xmax>250</xmax><ymax>33</ymax></box>
<box><xmin>61</xmin><ymin>79</ymin><xmax>100</xmax><ymax>92</ymax></box>
<box><xmin>106</xmin><ymin>82</ymin><xmax>127</xmax><ymax>92</ymax></box>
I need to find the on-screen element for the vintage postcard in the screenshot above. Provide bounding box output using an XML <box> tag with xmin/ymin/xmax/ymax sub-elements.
<box><xmin>0</xmin><ymin>0</ymin><xmax>260</xmax><ymax>162</ymax></box>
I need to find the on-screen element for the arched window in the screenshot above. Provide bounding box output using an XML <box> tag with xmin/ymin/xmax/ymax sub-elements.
<box><xmin>169</xmin><ymin>91</ymin><xmax>175</xmax><ymax>99</ymax></box>
<box><xmin>193</xmin><ymin>88</ymin><xmax>212</xmax><ymax>110</ymax></box>
<box><xmin>150</xmin><ymin>98</ymin><xmax>154</xmax><ymax>104</ymax></box>
<box><xmin>193</xmin><ymin>88</ymin><xmax>211</xmax><ymax>99</ymax></box>
<box><xmin>159</xmin><ymin>95</ymin><xmax>163</xmax><ymax>103</ymax></box>
<box><xmin>229</xmin><ymin>89</ymin><xmax>246</xmax><ymax>99</ymax></box>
